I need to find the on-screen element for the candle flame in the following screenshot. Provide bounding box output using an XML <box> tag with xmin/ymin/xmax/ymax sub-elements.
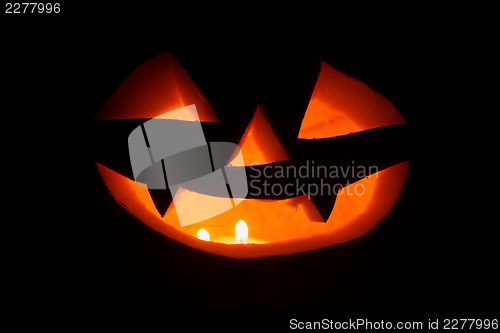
<box><xmin>235</xmin><ymin>220</ymin><xmax>248</xmax><ymax>244</ymax></box>
<box><xmin>197</xmin><ymin>228</ymin><xmax>210</xmax><ymax>241</ymax></box>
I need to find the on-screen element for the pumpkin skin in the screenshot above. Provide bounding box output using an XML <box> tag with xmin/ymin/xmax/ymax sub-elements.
<box><xmin>94</xmin><ymin>52</ymin><xmax>409</xmax><ymax>258</ymax></box>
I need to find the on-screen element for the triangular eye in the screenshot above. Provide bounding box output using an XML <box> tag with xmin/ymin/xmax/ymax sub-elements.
<box><xmin>94</xmin><ymin>52</ymin><xmax>218</xmax><ymax>122</ymax></box>
<box><xmin>298</xmin><ymin>61</ymin><xmax>406</xmax><ymax>139</ymax></box>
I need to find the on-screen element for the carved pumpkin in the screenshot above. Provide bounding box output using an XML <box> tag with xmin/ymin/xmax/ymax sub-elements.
<box><xmin>94</xmin><ymin>52</ymin><xmax>409</xmax><ymax>258</ymax></box>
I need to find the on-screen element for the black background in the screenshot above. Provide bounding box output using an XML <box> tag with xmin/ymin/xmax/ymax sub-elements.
<box><xmin>3</xmin><ymin>3</ymin><xmax>497</xmax><ymax>330</ymax></box>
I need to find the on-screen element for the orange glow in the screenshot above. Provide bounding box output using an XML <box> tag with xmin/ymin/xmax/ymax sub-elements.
<box><xmin>95</xmin><ymin>53</ymin><xmax>409</xmax><ymax>258</ymax></box>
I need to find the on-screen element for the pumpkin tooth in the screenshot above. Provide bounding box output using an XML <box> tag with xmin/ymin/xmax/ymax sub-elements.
<box><xmin>148</xmin><ymin>188</ymin><xmax>173</xmax><ymax>217</ymax></box>
<box><xmin>307</xmin><ymin>192</ymin><xmax>338</xmax><ymax>223</ymax></box>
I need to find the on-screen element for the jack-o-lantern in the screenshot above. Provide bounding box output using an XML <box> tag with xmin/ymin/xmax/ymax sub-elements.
<box><xmin>94</xmin><ymin>52</ymin><xmax>409</xmax><ymax>258</ymax></box>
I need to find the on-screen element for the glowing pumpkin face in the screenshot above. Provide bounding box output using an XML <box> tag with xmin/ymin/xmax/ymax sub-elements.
<box><xmin>94</xmin><ymin>52</ymin><xmax>409</xmax><ymax>258</ymax></box>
